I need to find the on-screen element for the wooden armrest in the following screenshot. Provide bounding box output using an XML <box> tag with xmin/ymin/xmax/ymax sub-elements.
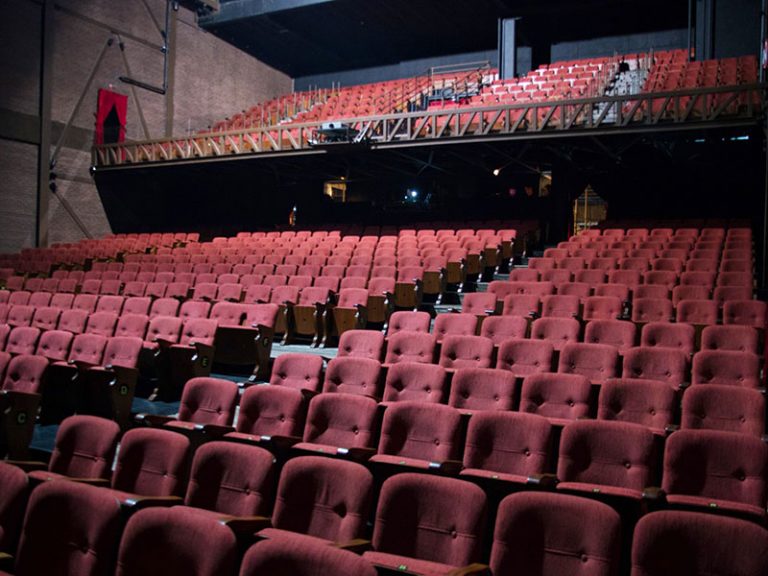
<box><xmin>335</xmin><ymin>538</ymin><xmax>371</xmax><ymax>553</ymax></box>
<box><xmin>4</xmin><ymin>460</ymin><xmax>48</xmax><ymax>472</ymax></box>
<box><xmin>202</xmin><ymin>424</ymin><xmax>235</xmax><ymax>436</ymax></box>
<box><xmin>0</xmin><ymin>551</ymin><xmax>13</xmax><ymax>572</ymax></box>
<box><xmin>135</xmin><ymin>413</ymin><xmax>174</xmax><ymax>427</ymax></box>
<box><xmin>221</xmin><ymin>515</ymin><xmax>272</xmax><ymax>534</ymax></box>
<box><xmin>335</xmin><ymin>447</ymin><xmax>376</xmax><ymax>461</ymax></box>
<box><xmin>122</xmin><ymin>495</ymin><xmax>184</xmax><ymax>510</ymax></box>
<box><xmin>268</xmin><ymin>435</ymin><xmax>302</xmax><ymax>451</ymax></box>
<box><xmin>70</xmin><ymin>359</ymin><xmax>96</xmax><ymax>371</ymax></box>
<box><xmin>153</xmin><ymin>338</ymin><xmax>175</xmax><ymax>350</ymax></box>
<box><xmin>109</xmin><ymin>365</ymin><xmax>139</xmax><ymax>381</ymax></box>
<box><xmin>193</xmin><ymin>342</ymin><xmax>215</xmax><ymax>357</ymax></box>
<box><xmin>65</xmin><ymin>477</ymin><xmax>111</xmax><ymax>487</ymax></box>
<box><xmin>448</xmin><ymin>563</ymin><xmax>491</xmax><ymax>576</ymax></box>
<box><xmin>664</xmin><ymin>424</ymin><xmax>680</xmax><ymax>434</ymax></box>
<box><xmin>428</xmin><ymin>460</ymin><xmax>463</xmax><ymax>475</ymax></box>
<box><xmin>526</xmin><ymin>473</ymin><xmax>559</xmax><ymax>488</ymax></box>
<box><xmin>642</xmin><ymin>487</ymin><xmax>666</xmax><ymax>501</ymax></box>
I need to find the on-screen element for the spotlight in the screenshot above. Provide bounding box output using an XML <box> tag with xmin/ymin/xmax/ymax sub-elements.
<box><xmin>492</xmin><ymin>168</ymin><xmax>501</xmax><ymax>176</ymax></box>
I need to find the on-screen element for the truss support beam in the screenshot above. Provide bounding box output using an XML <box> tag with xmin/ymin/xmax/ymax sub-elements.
<box><xmin>92</xmin><ymin>84</ymin><xmax>766</xmax><ymax>169</ymax></box>
<box><xmin>36</xmin><ymin>0</ymin><xmax>55</xmax><ymax>248</ymax></box>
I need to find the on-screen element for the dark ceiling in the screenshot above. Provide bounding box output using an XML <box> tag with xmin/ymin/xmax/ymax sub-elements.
<box><xmin>199</xmin><ymin>0</ymin><xmax>689</xmax><ymax>78</ymax></box>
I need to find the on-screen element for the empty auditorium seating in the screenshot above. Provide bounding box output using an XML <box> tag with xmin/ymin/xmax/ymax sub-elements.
<box><xmin>597</xmin><ymin>378</ymin><xmax>676</xmax><ymax>435</ymax></box>
<box><xmin>107</xmin><ymin>427</ymin><xmax>191</xmax><ymax>502</ymax></box>
<box><xmin>224</xmin><ymin>385</ymin><xmax>307</xmax><ymax>444</ymax></box>
<box><xmin>27</xmin><ymin>415</ymin><xmax>121</xmax><ymax>484</ymax></box>
<box><xmin>0</xmin><ymin>354</ymin><xmax>48</xmax><ymax>458</ymax></box>
<box><xmin>662</xmin><ymin>429</ymin><xmax>768</xmax><ymax>518</ymax></box>
<box><xmin>630</xmin><ymin>510</ymin><xmax>768</xmax><ymax>576</ymax></box>
<box><xmin>334</xmin><ymin>329</ymin><xmax>383</xmax><ymax>361</ymax></box>
<box><xmin>496</xmin><ymin>338</ymin><xmax>554</xmax><ymax>376</ymax></box>
<box><xmin>115</xmin><ymin>506</ymin><xmax>238</xmax><ymax>576</ymax></box>
<box><xmin>519</xmin><ymin>372</ymin><xmax>592</xmax><ymax>426</ymax></box>
<box><xmin>256</xmin><ymin>456</ymin><xmax>373</xmax><ymax>544</ymax></box>
<box><xmin>384</xmin><ymin>331</ymin><xmax>436</xmax><ymax>366</ymax></box>
<box><xmin>680</xmin><ymin>384</ymin><xmax>765</xmax><ymax>437</ymax></box>
<box><xmin>491</xmin><ymin>492</ymin><xmax>621</xmax><ymax>576</ymax></box>
<box><xmin>294</xmin><ymin>393</ymin><xmax>379</xmax><ymax>457</ymax></box>
<box><xmin>623</xmin><ymin>346</ymin><xmax>688</xmax><ymax>388</ymax></box>
<box><xmin>322</xmin><ymin>356</ymin><xmax>382</xmax><ymax>397</ymax></box>
<box><xmin>557</xmin><ymin>419</ymin><xmax>656</xmax><ymax>500</ymax></box>
<box><xmin>184</xmin><ymin>441</ymin><xmax>276</xmax><ymax>517</ymax></box>
<box><xmin>558</xmin><ymin>342</ymin><xmax>619</xmax><ymax>384</ymax></box>
<box><xmin>363</xmin><ymin>473</ymin><xmax>488</xmax><ymax>575</ymax></box>
<box><xmin>240</xmin><ymin>536</ymin><xmax>378</xmax><ymax>576</ymax></box>
<box><xmin>7</xmin><ymin>480</ymin><xmax>123</xmax><ymax>576</ymax></box>
<box><xmin>383</xmin><ymin>361</ymin><xmax>447</xmax><ymax>404</ymax></box>
<box><xmin>370</xmin><ymin>402</ymin><xmax>462</xmax><ymax>472</ymax></box>
<box><xmin>0</xmin><ymin>461</ymin><xmax>27</xmax><ymax>554</ymax></box>
<box><xmin>448</xmin><ymin>367</ymin><xmax>518</xmax><ymax>413</ymax></box>
<box><xmin>460</xmin><ymin>411</ymin><xmax>553</xmax><ymax>485</ymax></box>
<box><xmin>691</xmin><ymin>350</ymin><xmax>761</xmax><ymax>388</ymax></box>
<box><xmin>269</xmin><ymin>353</ymin><xmax>324</xmax><ymax>393</ymax></box>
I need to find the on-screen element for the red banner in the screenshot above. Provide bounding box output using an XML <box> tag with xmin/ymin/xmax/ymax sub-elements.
<box><xmin>95</xmin><ymin>88</ymin><xmax>128</xmax><ymax>145</ymax></box>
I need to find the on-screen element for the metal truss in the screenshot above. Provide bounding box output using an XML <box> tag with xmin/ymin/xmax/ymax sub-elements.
<box><xmin>92</xmin><ymin>83</ymin><xmax>766</xmax><ymax>168</ymax></box>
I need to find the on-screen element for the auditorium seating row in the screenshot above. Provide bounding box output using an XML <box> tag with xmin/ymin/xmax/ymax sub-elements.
<box><xmin>200</xmin><ymin>49</ymin><xmax>758</xmax><ymax>140</ymax></box>
<box><xmin>0</xmin><ymin>288</ymin><xmax>766</xmax><ymax>374</ymax></box>
<box><xmin>144</xmin><ymin>356</ymin><xmax>768</xmax><ymax>441</ymax></box>
<box><xmin>1</xmin><ymin>412</ymin><xmax>767</xmax><ymax>575</ymax></box>
<box><xmin>0</xmin><ymin>438</ymin><xmax>768</xmax><ymax>576</ymax></box>
<box><xmin>0</xmin><ymin>224</ymin><xmax>522</xmax><ymax>275</ymax></box>
<box><xmin>645</xmin><ymin>51</ymin><xmax>758</xmax><ymax>92</ymax></box>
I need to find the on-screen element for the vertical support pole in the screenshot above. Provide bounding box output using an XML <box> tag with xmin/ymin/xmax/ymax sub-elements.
<box><xmin>763</xmin><ymin>123</ymin><xmax>768</xmax><ymax>289</ymax></box>
<box><xmin>36</xmin><ymin>0</ymin><xmax>55</xmax><ymax>248</ymax></box>
<box><xmin>165</xmin><ymin>1</ymin><xmax>177</xmax><ymax>137</ymax></box>
<box><xmin>761</xmin><ymin>0</ymin><xmax>766</xmax><ymax>83</ymax></box>
<box><xmin>687</xmin><ymin>0</ymin><xmax>694</xmax><ymax>61</ymax></box>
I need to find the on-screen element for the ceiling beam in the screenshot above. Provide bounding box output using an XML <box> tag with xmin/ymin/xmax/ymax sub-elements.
<box><xmin>199</xmin><ymin>0</ymin><xmax>337</xmax><ymax>26</ymax></box>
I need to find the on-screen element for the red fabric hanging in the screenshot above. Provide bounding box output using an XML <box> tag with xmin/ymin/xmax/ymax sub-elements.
<box><xmin>95</xmin><ymin>89</ymin><xmax>128</xmax><ymax>145</ymax></box>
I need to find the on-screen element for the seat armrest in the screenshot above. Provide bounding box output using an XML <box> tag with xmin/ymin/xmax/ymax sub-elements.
<box><xmin>202</xmin><ymin>424</ymin><xmax>235</xmax><ymax>437</ymax></box>
<box><xmin>4</xmin><ymin>460</ymin><xmax>48</xmax><ymax>472</ymax></box>
<box><xmin>642</xmin><ymin>486</ymin><xmax>666</xmax><ymax>501</ymax></box>
<box><xmin>221</xmin><ymin>515</ymin><xmax>272</xmax><ymax>534</ymax></box>
<box><xmin>526</xmin><ymin>473</ymin><xmax>559</xmax><ymax>488</ymax></box>
<box><xmin>761</xmin><ymin>434</ymin><xmax>768</xmax><ymax>444</ymax></box>
<box><xmin>268</xmin><ymin>435</ymin><xmax>302</xmax><ymax>451</ymax></box>
<box><xmin>336</xmin><ymin>447</ymin><xmax>376</xmax><ymax>461</ymax></box>
<box><xmin>448</xmin><ymin>563</ymin><xmax>492</xmax><ymax>576</ymax></box>
<box><xmin>193</xmin><ymin>342</ymin><xmax>215</xmax><ymax>358</ymax></box>
<box><xmin>122</xmin><ymin>495</ymin><xmax>184</xmax><ymax>510</ymax></box>
<box><xmin>428</xmin><ymin>460</ymin><xmax>463</xmax><ymax>475</ymax></box>
<box><xmin>70</xmin><ymin>359</ymin><xmax>96</xmax><ymax>371</ymax></box>
<box><xmin>0</xmin><ymin>552</ymin><xmax>13</xmax><ymax>572</ymax></box>
<box><xmin>335</xmin><ymin>538</ymin><xmax>371</xmax><ymax>553</ymax></box>
<box><xmin>135</xmin><ymin>413</ymin><xmax>174</xmax><ymax>427</ymax></box>
<box><xmin>153</xmin><ymin>338</ymin><xmax>175</xmax><ymax>350</ymax></box>
<box><xmin>65</xmin><ymin>477</ymin><xmax>111</xmax><ymax>487</ymax></box>
<box><xmin>664</xmin><ymin>424</ymin><xmax>680</xmax><ymax>434</ymax></box>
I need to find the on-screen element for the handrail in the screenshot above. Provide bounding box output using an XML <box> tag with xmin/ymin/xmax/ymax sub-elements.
<box><xmin>92</xmin><ymin>83</ymin><xmax>766</xmax><ymax>168</ymax></box>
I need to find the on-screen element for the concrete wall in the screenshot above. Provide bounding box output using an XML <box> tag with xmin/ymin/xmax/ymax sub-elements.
<box><xmin>551</xmin><ymin>29</ymin><xmax>688</xmax><ymax>62</ymax></box>
<box><xmin>295</xmin><ymin>49</ymin><xmax>503</xmax><ymax>91</ymax></box>
<box><xmin>0</xmin><ymin>0</ymin><xmax>292</xmax><ymax>253</ymax></box>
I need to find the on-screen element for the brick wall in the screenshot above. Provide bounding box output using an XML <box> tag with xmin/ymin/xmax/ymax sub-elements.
<box><xmin>0</xmin><ymin>0</ymin><xmax>292</xmax><ymax>253</ymax></box>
